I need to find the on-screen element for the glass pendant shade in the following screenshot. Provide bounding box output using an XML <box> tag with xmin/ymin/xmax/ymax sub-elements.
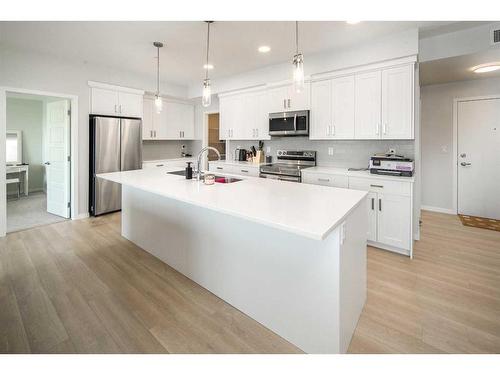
<box><xmin>293</xmin><ymin>53</ymin><xmax>305</xmax><ymax>93</ymax></box>
<box><xmin>154</xmin><ymin>95</ymin><xmax>163</xmax><ymax>114</ymax></box>
<box><xmin>202</xmin><ymin>79</ymin><xmax>212</xmax><ymax>107</ymax></box>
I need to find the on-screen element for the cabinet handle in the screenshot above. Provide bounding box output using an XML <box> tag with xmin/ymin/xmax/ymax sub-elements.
<box><xmin>241</xmin><ymin>169</ymin><xmax>249</xmax><ymax>173</ymax></box>
<box><xmin>119</xmin><ymin>104</ymin><xmax>122</xmax><ymax>113</ymax></box>
<box><xmin>114</xmin><ymin>104</ymin><xmax>118</xmax><ymax>113</ymax></box>
<box><xmin>375</xmin><ymin>124</ymin><xmax>379</xmax><ymax>135</ymax></box>
<box><xmin>154</xmin><ymin>130</ymin><xmax>157</xmax><ymax>138</ymax></box>
<box><xmin>371</xmin><ymin>197</ymin><xmax>374</xmax><ymax>210</ymax></box>
<box><xmin>370</xmin><ymin>184</ymin><xmax>384</xmax><ymax>188</ymax></box>
<box><xmin>379</xmin><ymin>198</ymin><xmax>382</xmax><ymax>211</ymax></box>
<box><xmin>318</xmin><ymin>178</ymin><xmax>330</xmax><ymax>182</ymax></box>
<box><xmin>287</xmin><ymin>98</ymin><xmax>291</xmax><ymax>108</ymax></box>
<box><xmin>150</xmin><ymin>130</ymin><xmax>152</xmax><ymax>138</ymax></box>
<box><xmin>331</xmin><ymin>125</ymin><xmax>335</xmax><ymax>136</ymax></box>
<box><xmin>256</xmin><ymin>128</ymin><xmax>259</xmax><ymax>138</ymax></box>
<box><xmin>216</xmin><ymin>167</ymin><xmax>223</xmax><ymax>170</ymax></box>
<box><xmin>156</xmin><ymin>164</ymin><xmax>164</xmax><ymax>167</ymax></box>
<box><xmin>383</xmin><ymin>123</ymin><xmax>387</xmax><ymax>135</ymax></box>
<box><xmin>327</xmin><ymin>125</ymin><xmax>330</xmax><ymax>136</ymax></box>
<box><xmin>283</xmin><ymin>99</ymin><xmax>286</xmax><ymax>109</ymax></box>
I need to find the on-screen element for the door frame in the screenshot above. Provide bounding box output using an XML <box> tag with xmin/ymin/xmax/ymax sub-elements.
<box><xmin>0</xmin><ymin>86</ymin><xmax>79</xmax><ymax>237</ymax></box>
<box><xmin>452</xmin><ymin>94</ymin><xmax>500</xmax><ymax>215</ymax></box>
<box><xmin>202</xmin><ymin>110</ymin><xmax>224</xmax><ymax>168</ymax></box>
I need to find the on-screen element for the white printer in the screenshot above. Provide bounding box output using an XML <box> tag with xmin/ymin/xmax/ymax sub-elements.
<box><xmin>369</xmin><ymin>153</ymin><xmax>414</xmax><ymax>177</ymax></box>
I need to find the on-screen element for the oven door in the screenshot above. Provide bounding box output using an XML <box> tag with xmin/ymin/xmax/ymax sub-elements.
<box><xmin>260</xmin><ymin>173</ymin><xmax>301</xmax><ymax>183</ymax></box>
<box><xmin>269</xmin><ymin>110</ymin><xmax>309</xmax><ymax>136</ymax></box>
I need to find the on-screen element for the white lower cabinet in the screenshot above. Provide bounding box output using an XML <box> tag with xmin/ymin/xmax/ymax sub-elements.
<box><xmin>303</xmin><ymin>170</ymin><xmax>413</xmax><ymax>256</ymax></box>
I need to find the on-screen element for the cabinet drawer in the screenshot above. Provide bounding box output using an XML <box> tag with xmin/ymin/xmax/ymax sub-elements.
<box><xmin>348</xmin><ymin>176</ymin><xmax>411</xmax><ymax>197</ymax></box>
<box><xmin>302</xmin><ymin>173</ymin><xmax>348</xmax><ymax>188</ymax></box>
<box><xmin>233</xmin><ymin>166</ymin><xmax>259</xmax><ymax>177</ymax></box>
<box><xmin>209</xmin><ymin>164</ymin><xmax>234</xmax><ymax>173</ymax></box>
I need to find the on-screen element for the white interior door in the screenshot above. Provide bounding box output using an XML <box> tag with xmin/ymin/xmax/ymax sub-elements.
<box><xmin>458</xmin><ymin>98</ymin><xmax>500</xmax><ymax>219</ymax></box>
<box><xmin>45</xmin><ymin>100</ymin><xmax>70</xmax><ymax>218</ymax></box>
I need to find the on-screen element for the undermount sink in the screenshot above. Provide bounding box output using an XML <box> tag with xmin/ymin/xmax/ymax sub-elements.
<box><xmin>167</xmin><ymin>170</ymin><xmax>241</xmax><ymax>183</ymax></box>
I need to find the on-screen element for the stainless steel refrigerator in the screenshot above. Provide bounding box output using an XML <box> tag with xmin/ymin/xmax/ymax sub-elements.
<box><xmin>89</xmin><ymin>116</ymin><xmax>142</xmax><ymax>216</ymax></box>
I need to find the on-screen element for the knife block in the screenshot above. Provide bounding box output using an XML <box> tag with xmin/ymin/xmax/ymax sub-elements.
<box><xmin>253</xmin><ymin>151</ymin><xmax>265</xmax><ymax>164</ymax></box>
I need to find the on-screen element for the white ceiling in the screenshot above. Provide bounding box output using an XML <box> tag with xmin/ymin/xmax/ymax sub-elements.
<box><xmin>0</xmin><ymin>21</ymin><xmax>489</xmax><ymax>88</ymax></box>
<box><xmin>420</xmin><ymin>48</ymin><xmax>500</xmax><ymax>85</ymax></box>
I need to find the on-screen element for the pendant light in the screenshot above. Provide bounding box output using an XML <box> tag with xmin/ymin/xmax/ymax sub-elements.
<box><xmin>202</xmin><ymin>21</ymin><xmax>214</xmax><ymax>107</ymax></box>
<box><xmin>153</xmin><ymin>41</ymin><xmax>163</xmax><ymax>113</ymax></box>
<box><xmin>292</xmin><ymin>21</ymin><xmax>305</xmax><ymax>93</ymax></box>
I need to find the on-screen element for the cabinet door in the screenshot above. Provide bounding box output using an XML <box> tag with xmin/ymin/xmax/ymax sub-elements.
<box><xmin>118</xmin><ymin>92</ymin><xmax>143</xmax><ymax>118</ymax></box>
<box><xmin>255</xmin><ymin>91</ymin><xmax>271</xmax><ymax>140</ymax></box>
<box><xmin>234</xmin><ymin>93</ymin><xmax>254</xmax><ymax>140</ymax></box>
<box><xmin>153</xmin><ymin>99</ymin><xmax>169</xmax><ymax>139</ymax></box>
<box><xmin>381</xmin><ymin>64</ymin><xmax>413</xmax><ymax>139</ymax></box>
<box><xmin>331</xmin><ymin>76</ymin><xmax>355</xmax><ymax>139</ymax></box>
<box><xmin>142</xmin><ymin>98</ymin><xmax>155</xmax><ymax>140</ymax></box>
<box><xmin>310</xmin><ymin>80</ymin><xmax>332</xmax><ymax>139</ymax></box>
<box><xmin>366</xmin><ymin>192</ymin><xmax>378</xmax><ymax>242</ymax></box>
<box><xmin>91</xmin><ymin>88</ymin><xmax>119</xmax><ymax>116</ymax></box>
<box><xmin>219</xmin><ymin>96</ymin><xmax>235</xmax><ymax>140</ymax></box>
<box><xmin>267</xmin><ymin>86</ymin><xmax>289</xmax><ymax>113</ymax></box>
<box><xmin>377</xmin><ymin>193</ymin><xmax>411</xmax><ymax>250</ymax></box>
<box><xmin>354</xmin><ymin>71</ymin><xmax>381</xmax><ymax>139</ymax></box>
<box><xmin>164</xmin><ymin>101</ymin><xmax>182</xmax><ymax>139</ymax></box>
<box><xmin>180</xmin><ymin>103</ymin><xmax>195</xmax><ymax>139</ymax></box>
<box><xmin>288</xmin><ymin>82</ymin><xmax>311</xmax><ymax>111</ymax></box>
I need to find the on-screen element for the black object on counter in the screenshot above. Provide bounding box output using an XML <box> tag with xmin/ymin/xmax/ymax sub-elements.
<box><xmin>265</xmin><ymin>155</ymin><xmax>273</xmax><ymax>163</ymax></box>
<box><xmin>185</xmin><ymin>162</ymin><xmax>193</xmax><ymax>179</ymax></box>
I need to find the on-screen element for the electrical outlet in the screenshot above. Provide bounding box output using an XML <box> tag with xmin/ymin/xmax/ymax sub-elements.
<box><xmin>441</xmin><ymin>145</ymin><xmax>448</xmax><ymax>153</ymax></box>
<box><xmin>389</xmin><ymin>148</ymin><xmax>396</xmax><ymax>154</ymax></box>
<box><xmin>328</xmin><ymin>147</ymin><xmax>334</xmax><ymax>156</ymax></box>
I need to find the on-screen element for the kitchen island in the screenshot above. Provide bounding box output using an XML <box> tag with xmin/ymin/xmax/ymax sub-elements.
<box><xmin>98</xmin><ymin>166</ymin><xmax>368</xmax><ymax>354</ymax></box>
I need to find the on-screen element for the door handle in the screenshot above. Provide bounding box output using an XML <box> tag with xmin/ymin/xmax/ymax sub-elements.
<box><xmin>371</xmin><ymin>197</ymin><xmax>374</xmax><ymax>210</ymax></box>
<box><xmin>379</xmin><ymin>198</ymin><xmax>382</xmax><ymax>211</ymax></box>
<box><xmin>293</xmin><ymin>114</ymin><xmax>297</xmax><ymax>131</ymax></box>
<box><xmin>318</xmin><ymin>178</ymin><xmax>330</xmax><ymax>182</ymax></box>
<box><xmin>460</xmin><ymin>162</ymin><xmax>472</xmax><ymax>166</ymax></box>
<box><xmin>44</xmin><ymin>162</ymin><xmax>51</xmax><ymax>165</ymax></box>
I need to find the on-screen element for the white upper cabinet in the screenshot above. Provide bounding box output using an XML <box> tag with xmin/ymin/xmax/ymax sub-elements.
<box><xmin>142</xmin><ymin>97</ymin><xmax>195</xmax><ymax>140</ymax></box>
<box><xmin>267</xmin><ymin>83</ymin><xmax>310</xmax><ymax>113</ymax></box>
<box><xmin>91</xmin><ymin>88</ymin><xmax>119</xmax><ymax>116</ymax></box>
<box><xmin>118</xmin><ymin>92</ymin><xmax>143</xmax><ymax>118</ymax></box>
<box><xmin>354</xmin><ymin>71</ymin><xmax>382</xmax><ymax>139</ymax></box>
<box><xmin>90</xmin><ymin>82</ymin><xmax>144</xmax><ymax>118</ymax></box>
<box><xmin>331</xmin><ymin>76</ymin><xmax>355</xmax><ymax>139</ymax></box>
<box><xmin>310</xmin><ymin>80</ymin><xmax>332</xmax><ymax>139</ymax></box>
<box><xmin>381</xmin><ymin>65</ymin><xmax>413</xmax><ymax>139</ymax></box>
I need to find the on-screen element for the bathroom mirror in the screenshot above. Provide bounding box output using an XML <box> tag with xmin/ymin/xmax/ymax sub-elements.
<box><xmin>6</xmin><ymin>130</ymin><xmax>23</xmax><ymax>165</ymax></box>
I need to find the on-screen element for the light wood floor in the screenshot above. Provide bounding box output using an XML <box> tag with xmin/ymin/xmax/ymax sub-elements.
<box><xmin>1</xmin><ymin>210</ymin><xmax>499</xmax><ymax>353</ymax></box>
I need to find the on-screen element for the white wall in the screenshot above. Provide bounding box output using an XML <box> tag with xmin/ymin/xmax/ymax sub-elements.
<box><xmin>0</xmin><ymin>46</ymin><xmax>188</xmax><ymax>216</ymax></box>
<box><xmin>421</xmin><ymin>76</ymin><xmax>500</xmax><ymax>211</ymax></box>
<box><xmin>188</xmin><ymin>28</ymin><xmax>418</xmax><ymax>97</ymax></box>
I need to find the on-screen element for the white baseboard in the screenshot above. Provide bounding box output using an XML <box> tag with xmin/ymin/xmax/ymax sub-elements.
<box><xmin>421</xmin><ymin>205</ymin><xmax>456</xmax><ymax>215</ymax></box>
<box><xmin>72</xmin><ymin>213</ymin><xmax>89</xmax><ymax>220</ymax></box>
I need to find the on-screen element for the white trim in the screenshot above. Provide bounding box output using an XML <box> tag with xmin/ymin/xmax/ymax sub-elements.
<box><xmin>73</xmin><ymin>213</ymin><xmax>90</xmax><ymax>220</ymax></box>
<box><xmin>421</xmin><ymin>205</ymin><xmax>456</xmax><ymax>215</ymax></box>
<box><xmin>87</xmin><ymin>81</ymin><xmax>144</xmax><ymax>95</ymax></box>
<box><xmin>452</xmin><ymin>94</ymin><xmax>500</xmax><ymax>217</ymax></box>
<box><xmin>0</xmin><ymin>86</ymin><xmax>79</xmax><ymax>237</ymax></box>
<box><xmin>311</xmin><ymin>55</ymin><xmax>417</xmax><ymax>82</ymax></box>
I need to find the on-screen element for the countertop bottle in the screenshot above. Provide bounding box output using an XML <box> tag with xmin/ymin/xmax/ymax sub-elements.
<box><xmin>185</xmin><ymin>162</ymin><xmax>193</xmax><ymax>179</ymax></box>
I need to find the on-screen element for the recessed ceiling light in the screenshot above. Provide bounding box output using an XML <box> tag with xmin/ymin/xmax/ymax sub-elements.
<box><xmin>472</xmin><ymin>63</ymin><xmax>500</xmax><ymax>73</ymax></box>
<box><xmin>258</xmin><ymin>46</ymin><xmax>271</xmax><ymax>53</ymax></box>
<box><xmin>203</xmin><ymin>64</ymin><xmax>214</xmax><ymax>70</ymax></box>
<box><xmin>346</xmin><ymin>20</ymin><xmax>361</xmax><ymax>25</ymax></box>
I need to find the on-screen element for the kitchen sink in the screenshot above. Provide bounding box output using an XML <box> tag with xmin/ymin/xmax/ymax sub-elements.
<box><xmin>167</xmin><ymin>170</ymin><xmax>241</xmax><ymax>183</ymax></box>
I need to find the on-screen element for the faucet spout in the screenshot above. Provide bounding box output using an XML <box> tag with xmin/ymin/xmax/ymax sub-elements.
<box><xmin>196</xmin><ymin>146</ymin><xmax>221</xmax><ymax>180</ymax></box>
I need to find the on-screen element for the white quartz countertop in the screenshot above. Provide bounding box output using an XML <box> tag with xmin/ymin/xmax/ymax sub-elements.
<box><xmin>98</xmin><ymin>166</ymin><xmax>367</xmax><ymax>241</ymax></box>
<box><xmin>209</xmin><ymin>160</ymin><xmax>267</xmax><ymax>167</ymax></box>
<box><xmin>302</xmin><ymin>166</ymin><xmax>415</xmax><ymax>183</ymax></box>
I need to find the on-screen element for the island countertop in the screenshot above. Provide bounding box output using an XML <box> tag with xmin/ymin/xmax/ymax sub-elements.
<box><xmin>98</xmin><ymin>166</ymin><xmax>367</xmax><ymax>241</ymax></box>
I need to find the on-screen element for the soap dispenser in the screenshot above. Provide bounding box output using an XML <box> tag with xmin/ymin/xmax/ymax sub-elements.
<box><xmin>185</xmin><ymin>162</ymin><xmax>193</xmax><ymax>180</ymax></box>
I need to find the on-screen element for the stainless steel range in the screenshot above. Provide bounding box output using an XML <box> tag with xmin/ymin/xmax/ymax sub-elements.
<box><xmin>260</xmin><ymin>150</ymin><xmax>316</xmax><ymax>182</ymax></box>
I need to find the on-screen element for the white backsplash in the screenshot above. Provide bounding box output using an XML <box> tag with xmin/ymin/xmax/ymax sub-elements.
<box><xmin>142</xmin><ymin>140</ymin><xmax>196</xmax><ymax>161</ymax></box>
<box><xmin>227</xmin><ymin>138</ymin><xmax>415</xmax><ymax>168</ymax></box>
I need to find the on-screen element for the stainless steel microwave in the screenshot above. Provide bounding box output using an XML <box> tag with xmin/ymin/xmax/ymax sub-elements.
<box><xmin>268</xmin><ymin>110</ymin><xmax>309</xmax><ymax>136</ymax></box>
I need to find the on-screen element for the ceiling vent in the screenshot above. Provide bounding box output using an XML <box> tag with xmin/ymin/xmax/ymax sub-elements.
<box><xmin>491</xmin><ymin>26</ymin><xmax>500</xmax><ymax>46</ymax></box>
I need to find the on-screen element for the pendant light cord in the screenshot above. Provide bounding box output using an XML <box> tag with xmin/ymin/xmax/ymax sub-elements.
<box><xmin>295</xmin><ymin>21</ymin><xmax>299</xmax><ymax>55</ymax></box>
<box><xmin>156</xmin><ymin>45</ymin><xmax>160</xmax><ymax>95</ymax></box>
<box><xmin>205</xmin><ymin>22</ymin><xmax>211</xmax><ymax>80</ymax></box>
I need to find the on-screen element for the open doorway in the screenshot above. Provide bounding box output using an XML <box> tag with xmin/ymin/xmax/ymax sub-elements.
<box><xmin>5</xmin><ymin>92</ymin><xmax>71</xmax><ymax>233</ymax></box>
<box><xmin>207</xmin><ymin>113</ymin><xmax>225</xmax><ymax>160</ymax></box>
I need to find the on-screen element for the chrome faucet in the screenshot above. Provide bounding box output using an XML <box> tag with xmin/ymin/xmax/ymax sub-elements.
<box><xmin>196</xmin><ymin>146</ymin><xmax>221</xmax><ymax>180</ymax></box>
